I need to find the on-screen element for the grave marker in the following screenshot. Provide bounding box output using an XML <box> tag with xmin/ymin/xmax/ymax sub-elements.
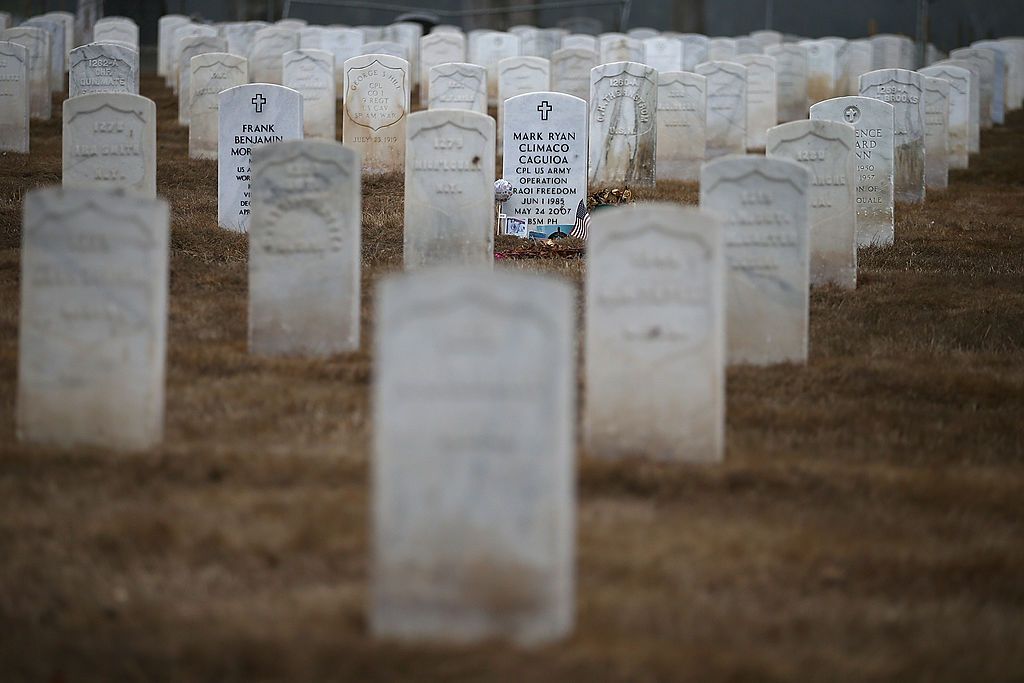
<box><xmin>598</xmin><ymin>34</ymin><xmax>643</xmax><ymax>63</ymax></box>
<box><xmin>919</xmin><ymin>64</ymin><xmax>971</xmax><ymax>169</ymax></box>
<box><xmin>189</xmin><ymin>53</ymin><xmax>248</xmax><ymax>159</ymax></box>
<box><xmin>502</xmin><ymin>92</ymin><xmax>587</xmax><ymax>238</ymax></box>
<box><xmin>404</xmin><ymin>110</ymin><xmax>495</xmax><ymax>268</ymax></box>
<box><xmin>372</xmin><ymin>269</ymin><xmax>575</xmax><ymax>645</ymax></box>
<box><xmin>588</xmin><ymin>61</ymin><xmax>657</xmax><ymax>188</ymax></box>
<box><xmin>2</xmin><ymin>27</ymin><xmax>51</xmax><ymax>120</ymax></box>
<box><xmin>766</xmin><ymin>119</ymin><xmax>857</xmax><ymax>289</ymax></box>
<box><xmin>427</xmin><ymin>62</ymin><xmax>487</xmax><ymax>114</ymax></box>
<box><xmin>249</xmin><ymin>26</ymin><xmax>299</xmax><ymax>84</ymax></box>
<box><xmin>696</xmin><ymin>60</ymin><xmax>747</xmax><ymax>158</ymax></box>
<box><xmin>550</xmin><ymin>47</ymin><xmax>595</xmax><ymax>102</ymax></box>
<box><xmin>734</xmin><ymin>54</ymin><xmax>777</xmax><ymax>151</ymax></box>
<box><xmin>218</xmin><ymin>83</ymin><xmax>303</xmax><ymax>231</ymax></box>
<box><xmin>0</xmin><ymin>41</ymin><xmax>29</xmax><ymax>153</ymax></box>
<box><xmin>765</xmin><ymin>43</ymin><xmax>808</xmax><ymax>122</ymax></box>
<box><xmin>69</xmin><ymin>42</ymin><xmax>138</xmax><ymax>97</ymax></box>
<box><xmin>921</xmin><ymin>76</ymin><xmax>950</xmax><ymax>189</ymax></box>
<box><xmin>497</xmin><ymin>56</ymin><xmax>549</xmax><ymax>150</ymax></box>
<box><xmin>249</xmin><ymin>141</ymin><xmax>361</xmax><ymax>356</ymax></box>
<box><xmin>177</xmin><ymin>35</ymin><xmax>227</xmax><ymax>124</ymax></box>
<box><xmin>859</xmin><ymin>68</ymin><xmax>925</xmax><ymax>203</ymax></box>
<box><xmin>63</xmin><ymin>92</ymin><xmax>156</xmax><ymax>198</ymax></box>
<box><xmin>283</xmin><ymin>49</ymin><xmax>336</xmax><ymax>139</ymax></box>
<box><xmin>18</xmin><ymin>187</ymin><xmax>169</xmax><ymax>451</ymax></box>
<box><xmin>700</xmin><ymin>155</ymin><xmax>810</xmax><ymax>365</ymax></box>
<box><xmin>342</xmin><ymin>54</ymin><xmax>410</xmax><ymax>174</ymax></box>
<box><xmin>420</xmin><ymin>32</ymin><xmax>465</xmax><ymax>103</ymax></box>
<box><xmin>585</xmin><ymin>203</ymin><xmax>724</xmax><ymax>463</ymax></box>
<box><xmin>810</xmin><ymin>96</ymin><xmax>895</xmax><ymax>246</ymax></box>
<box><xmin>655</xmin><ymin>71</ymin><xmax>706</xmax><ymax>181</ymax></box>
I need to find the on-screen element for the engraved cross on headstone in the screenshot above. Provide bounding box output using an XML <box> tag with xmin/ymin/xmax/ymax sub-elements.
<box><xmin>252</xmin><ymin>93</ymin><xmax>267</xmax><ymax>113</ymax></box>
<box><xmin>537</xmin><ymin>100</ymin><xmax>553</xmax><ymax>121</ymax></box>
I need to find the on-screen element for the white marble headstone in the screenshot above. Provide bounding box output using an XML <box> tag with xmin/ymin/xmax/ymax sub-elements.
<box><xmin>585</xmin><ymin>203</ymin><xmax>724</xmax><ymax>462</ymax></box>
<box><xmin>550</xmin><ymin>47</ymin><xmax>595</xmax><ymax>102</ymax></box>
<box><xmin>249</xmin><ymin>140</ymin><xmax>361</xmax><ymax>356</ymax></box>
<box><xmin>859</xmin><ymin>68</ymin><xmax>925</xmax><ymax>203</ymax></box>
<box><xmin>283</xmin><ymin>49</ymin><xmax>336</xmax><ymax>140</ymax></box>
<box><xmin>249</xmin><ymin>26</ymin><xmax>299</xmax><ymax>84</ymax></box>
<box><xmin>801</xmin><ymin>40</ymin><xmax>837</xmax><ymax>104</ymax></box>
<box><xmin>921</xmin><ymin>76</ymin><xmax>950</xmax><ymax>190</ymax></box>
<box><xmin>372</xmin><ymin>268</ymin><xmax>575</xmax><ymax>646</ymax></box>
<box><xmin>680</xmin><ymin>34</ymin><xmax>709</xmax><ymax>71</ymax></box>
<box><xmin>765</xmin><ymin>44</ymin><xmax>808</xmax><ymax>122</ymax></box>
<box><xmin>697</xmin><ymin>60</ymin><xmax>748</xmax><ymax>159</ymax></box>
<box><xmin>0</xmin><ymin>41</ymin><xmax>29</xmax><ymax>153</ymax></box>
<box><xmin>69</xmin><ymin>42</ymin><xmax>138</xmax><ymax>97</ymax></box>
<box><xmin>810</xmin><ymin>96</ymin><xmax>895</xmax><ymax>246</ymax></box>
<box><xmin>404</xmin><ymin>109</ymin><xmax>495</xmax><ymax>268</ymax></box>
<box><xmin>599</xmin><ymin>34</ymin><xmax>643</xmax><ymax>63</ymax></box>
<box><xmin>22</xmin><ymin>16</ymin><xmax>64</xmax><ymax>92</ymax></box>
<box><xmin>177</xmin><ymin>35</ymin><xmax>227</xmax><ymax>125</ymax></box>
<box><xmin>588</xmin><ymin>61</ymin><xmax>658</xmax><ymax>188</ymax></box>
<box><xmin>766</xmin><ymin>119</ymin><xmax>857</xmax><ymax>289</ymax></box>
<box><xmin>342</xmin><ymin>54</ymin><xmax>410</xmax><ymax>174</ymax></box>
<box><xmin>419</xmin><ymin>32</ymin><xmax>465</xmax><ymax>103</ymax></box>
<box><xmin>18</xmin><ymin>187</ymin><xmax>169</xmax><ymax>451</ymax></box>
<box><xmin>700</xmin><ymin>155</ymin><xmax>810</xmax><ymax>365</ymax></box>
<box><xmin>218</xmin><ymin>83</ymin><xmax>304</xmax><ymax>231</ymax></box>
<box><xmin>469</xmin><ymin>31</ymin><xmax>521</xmax><ymax>106</ymax></box>
<box><xmin>497</xmin><ymin>56</ymin><xmax>549</xmax><ymax>150</ymax></box>
<box><xmin>427</xmin><ymin>62</ymin><xmax>487</xmax><ymax>114</ymax></box>
<box><xmin>656</xmin><ymin>71</ymin><xmax>706</xmax><ymax>182</ymax></box>
<box><xmin>189</xmin><ymin>53</ymin><xmax>248</xmax><ymax>160</ymax></box>
<box><xmin>734</xmin><ymin>54</ymin><xmax>777</xmax><ymax>151</ymax></box>
<box><xmin>2</xmin><ymin>27</ymin><xmax>50</xmax><ymax>120</ymax></box>
<box><xmin>643</xmin><ymin>36</ymin><xmax>682</xmax><ymax>72</ymax></box>
<box><xmin>321</xmin><ymin>27</ymin><xmax>363</xmax><ymax>94</ymax></box>
<box><xmin>919</xmin><ymin>64</ymin><xmax>971</xmax><ymax>169</ymax></box>
<box><xmin>63</xmin><ymin>92</ymin><xmax>156</xmax><ymax>198</ymax></box>
<box><xmin>502</xmin><ymin>92</ymin><xmax>587</xmax><ymax>238</ymax></box>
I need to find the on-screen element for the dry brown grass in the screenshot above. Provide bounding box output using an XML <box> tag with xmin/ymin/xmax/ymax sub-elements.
<box><xmin>0</xmin><ymin>75</ymin><xmax>1023</xmax><ymax>682</ymax></box>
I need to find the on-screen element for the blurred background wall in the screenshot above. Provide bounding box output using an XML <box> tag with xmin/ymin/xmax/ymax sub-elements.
<box><xmin>4</xmin><ymin>0</ymin><xmax>1023</xmax><ymax>50</ymax></box>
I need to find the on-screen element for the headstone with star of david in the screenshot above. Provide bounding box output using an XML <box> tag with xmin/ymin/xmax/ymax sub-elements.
<box><xmin>217</xmin><ymin>83</ymin><xmax>303</xmax><ymax>231</ymax></box>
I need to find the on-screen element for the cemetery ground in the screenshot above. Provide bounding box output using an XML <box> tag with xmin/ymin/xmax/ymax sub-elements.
<box><xmin>1</xmin><ymin>74</ymin><xmax>1024</xmax><ymax>681</ymax></box>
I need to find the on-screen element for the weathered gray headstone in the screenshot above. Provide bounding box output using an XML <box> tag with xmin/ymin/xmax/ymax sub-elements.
<box><xmin>2</xmin><ymin>27</ymin><xmax>50</xmax><ymax>120</ymax></box>
<box><xmin>22</xmin><ymin>16</ymin><xmax>64</xmax><ymax>92</ymax></box>
<box><xmin>588</xmin><ymin>61</ymin><xmax>657</xmax><ymax>188</ymax></box>
<box><xmin>656</xmin><ymin>71</ymin><xmax>705</xmax><ymax>181</ymax></box>
<box><xmin>643</xmin><ymin>36</ymin><xmax>682</xmax><ymax>73</ymax></box>
<box><xmin>158</xmin><ymin>15</ymin><xmax>189</xmax><ymax>78</ymax></box>
<box><xmin>372</xmin><ymin>268</ymin><xmax>575</xmax><ymax>645</ymax></box>
<box><xmin>921</xmin><ymin>76</ymin><xmax>949</xmax><ymax>190</ymax></box>
<box><xmin>218</xmin><ymin>83</ymin><xmax>304</xmax><ymax>231</ymax></box>
<box><xmin>189</xmin><ymin>53</ymin><xmax>248</xmax><ymax>160</ymax></box>
<box><xmin>0</xmin><ymin>41</ymin><xmax>29</xmax><ymax>152</ymax></box>
<box><xmin>249</xmin><ymin>141</ymin><xmax>361</xmax><ymax>356</ymax></box>
<box><xmin>846</xmin><ymin>40</ymin><xmax>874</xmax><ymax>95</ymax></box>
<box><xmin>734</xmin><ymin>54</ymin><xmax>777</xmax><ymax>151</ymax></box>
<box><xmin>697</xmin><ymin>60</ymin><xmax>747</xmax><ymax>158</ymax></box>
<box><xmin>283</xmin><ymin>49</ymin><xmax>336</xmax><ymax>140</ymax></box>
<box><xmin>949</xmin><ymin>48</ymin><xmax>994</xmax><ymax>129</ymax></box>
<box><xmin>871</xmin><ymin>34</ymin><xmax>904</xmax><ymax>70</ymax></box>
<box><xmin>419</xmin><ymin>32</ymin><xmax>465</xmax><ymax>103</ymax></box>
<box><xmin>177</xmin><ymin>35</ymin><xmax>227</xmax><ymax>125</ymax></box>
<box><xmin>810</xmin><ymin>96</ymin><xmax>895</xmax><ymax>246</ymax></box>
<box><xmin>599</xmin><ymin>34</ymin><xmax>643</xmax><ymax>63</ymax></box>
<box><xmin>700</xmin><ymin>155</ymin><xmax>810</xmax><ymax>365</ymax></box>
<box><xmin>919</xmin><ymin>64</ymin><xmax>971</xmax><ymax>169</ymax></box>
<box><xmin>707</xmin><ymin>37</ymin><xmax>737</xmax><ymax>61</ymax></box>
<box><xmin>63</xmin><ymin>92</ymin><xmax>156</xmax><ymax>198</ymax></box>
<box><xmin>937</xmin><ymin>58</ymin><xmax>981</xmax><ymax>153</ymax></box>
<box><xmin>69</xmin><ymin>42</ymin><xmax>138</xmax><ymax>97</ymax></box>
<box><xmin>404</xmin><ymin>109</ymin><xmax>495</xmax><ymax>268</ymax></box>
<box><xmin>585</xmin><ymin>203</ymin><xmax>724</xmax><ymax>463</ymax></box>
<box><xmin>497</xmin><ymin>56</ymin><xmax>549</xmax><ymax>150</ymax></box>
<box><xmin>765</xmin><ymin>43</ymin><xmax>808</xmax><ymax>122</ymax></box>
<box><xmin>964</xmin><ymin>44</ymin><xmax>1004</xmax><ymax>125</ymax></box>
<box><xmin>859</xmin><ymin>68</ymin><xmax>925</xmax><ymax>203</ymax></box>
<box><xmin>18</xmin><ymin>187</ymin><xmax>169</xmax><ymax>451</ymax></box>
<box><xmin>766</xmin><ymin>119</ymin><xmax>857</xmax><ymax>289</ymax></box>
<box><xmin>550</xmin><ymin>47</ymin><xmax>595</xmax><ymax>102</ymax></box>
<box><xmin>469</xmin><ymin>31</ymin><xmax>520</xmax><ymax>106</ymax></box>
<box><xmin>801</xmin><ymin>40</ymin><xmax>837</xmax><ymax>104</ymax></box>
<box><xmin>249</xmin><ymin>26</ymin><xmax>299</xmax><ymax>84</ymax></box>
<box><xmin>342</xmin><ymin>54</ymin><xmax>410</xmax><ymax>174</ymax></box>
<box><xmin>680</xmin><ymin>33</ymin><xmax>709</xmax><ymax>71</ymax></box>
<box><xmin>427</xmin><ymin>62</ymin><xmax>487</xmax><ymax>114</ymax></box>
<box><xmin>502</xmin><ymin>92</ymin><xmax>587</xmax><ymax>238</ymax></box>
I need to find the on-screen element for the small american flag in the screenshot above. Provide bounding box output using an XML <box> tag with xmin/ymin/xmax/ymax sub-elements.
<box><xmin>570</xmin><ymin>198</ymin><xmax>590</xmax><ymax>240</ymax></box>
